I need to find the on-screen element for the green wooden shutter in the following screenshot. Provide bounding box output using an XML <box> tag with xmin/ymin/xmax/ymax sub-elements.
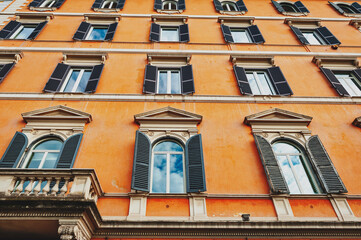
<box><xmin>236</xmin><ymin>0</ymin><xmax>247</xmax><ymax>12</ymax></box>
<box><xmin>328</xmin><ymin>1</ymin><xmax>344</xmax><ymax>14</ymax></box>
<box><xmin>116</xmin><ymin>0</ymin><xmax>126</xmax><ymax>9</ymax></box>
<box><xmin>186</xmin><ymin>134</ymin><xmax>206</xmax><ymax>193</ymax></box>
<box><xmin>267</xmin><ymin>67</ymin><xmax>293</xmax><ymax>96</ymax></box>
<box><xmin>43</xmin><ymin>63</ymin><xmax>70</xmax><ymax>92</ymax></box>
<box><xmin>213</xmin><ymin>0</ymin><xmax>223</xmax><ymax>11</ymax></box>
<box><xmin>0</xmin><ymin>21</ymin><xmax>22</xmax><ymax>39</ymax></box>
<box><xmin>179</xmin><ymin>24</ymin><xmax>190</xmax><ymax>42</ymax></box>
<box><xmin>320</xmin><ymin>68</ymin><xmax>350</xmax><ymax>96</ymax></box>
<box><xmin>316</xmin><ymin>26</ymin><xmax>341</xmax><ymax>45</ymax></box>
<box><xmin>0</xmin><ymin>132</ymin><xmax>28</xmax><ymax>168</ymax></box>
<box><xmin>181</xmin><ymin>65</ymin><xmax>195</xmax><ymax>94</ymax></box>
<box><xmin>271</xmin><ymin>0</ymin><xmax>284</xmax><ymax>13</ymax></box>
<box><xmin>247</xmin><ymin>25</ymin><xmax>265</xmax><ymax>44</ymax></box>
<box><xmin>0</xmin><ymin>62</ymin><xmax>15</xmax><ymax>83</ymax></box>
<box><xmin>85</xmin><ymin>64</ymin><xmax>104</xmax><ymax>93</ymax></box>
<box><xmin>55</xmin><ymin>133</ymin><xmax>83</xmax><ymax>168</ymax></box>
<box><xmin>73</xmin><ymin>22</ymin><xmax>91</xmax><ymax>41</ymax></box>
<box><xmin>290</xmin><ymin>26</ymin><xmax>309</xmax><ymax>45</ymax></box>
<box><xmin>104</xmin><ymin>22</ymin><xmax>118</xmax><ymax>41</ymax></box>
<box><xmin>221</xmin><ymin>24</ymin><xmax>234</xmax><ymax>43</ymax></box>
<box><xmin>143</xmin><ymin>65</ymin><xmax>157</xmax><ymax>94</ymax></box>
<box><xmin>149</xmin><ymin>23</ymin><xmax>160</xmax><ymax>42</ymax></box>
<box><xmin>28</xmin><ymin>0</ymin><xmax>45</xmax><ymax>7</ymax></box>
<box><xmin>27</xmin><ymin>21</ymin><xmax>47</xmax><ymax>40</ymax></box>
<box><xmin>294</xmin><ymin>1</ymin><xmax>309</xmax><ymax>13</ymax></box>
<box><xmin>178</xmin><ymin>0</ymin><xmax>185</xmax><ymax>10</ymax></box>
<box><xmin>233</xmin><ymin>66</ymin><xmax>252</xmax><ymax>95</ymax></box>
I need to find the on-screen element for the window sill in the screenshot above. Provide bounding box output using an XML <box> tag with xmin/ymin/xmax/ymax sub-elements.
<box><xmin>280</xmin><ymin>12</ymin><xmax>308</xmax><ymax>16</ymax></box>
<box><xmin>75</xmin><ymin>39</ymin><xmax>110</xmax><ymax>42</ymax></box>
<box><xmin>219</xmin><ymin>10</ymin><xmax>246</xmax><ymax>15</ymax></box>
<box><xmin>29</xmin><ymin>7</ymin><xmax>56</xmax><ymax>11</ymax></box>
<box><xmin>92</xmin><ymin>8</ymin><xmax>120</xmax><ymax>13</ymax></box>
<box><xmin>156</xmin><ymin>9</ymin><xmax>184</xmax><ymax>14</ymax></box>
<box><xmin>343</xmin><ymin>13</ymin><xmax>361</xmax><ymax>18</ymax></box>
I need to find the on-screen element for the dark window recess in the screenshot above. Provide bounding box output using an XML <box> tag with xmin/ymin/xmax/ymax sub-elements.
<box><xmin>320</xmin><ymin>68</ymin><xmax>350</xmax><ymax>96</ymax></box>
<box><xmin>221</xmin><ymin>24</ymin><xmax>265</xmax><ymax>44</ymax></box>
<box><xmin>0</xmin><ymin>62</ymin><xmax>15</xmax><ymax>84</ymax></box>
<box><xmin>92</xmin><ymin>0</ymin><xmax>125</xmax><ymax>9</ymax></box>
<box><xmin>0</xmin><ymin>132</ymin><xmax>28</xmax><ymax>168</ymax></box>
<box><xmin>55</xmin><ymin>133</ymin><xmax>83</xmax><ymax>168</ymax></box>
<box><xmin>0</xmin><ymin>21</ymin><xmax>47</xmax><ymax>40</ymax></box>
<box><xmin>213</xmin><ymin>0</ymin><xmax>248</xmax><ymax>12</ymax></box>
<box><xmin>290</xmin><ymin>26</ymin><xmax>309</xmax><ymax>45</ymax></box>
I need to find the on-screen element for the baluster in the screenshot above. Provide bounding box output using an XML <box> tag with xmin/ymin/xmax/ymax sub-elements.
<box><xmin>23</xmin><ymin>177</ymin><xmax>35</xmax><ymax>196</ymax></box>
<box><xmin>40</xmin><ymin>177</ymin><xmax>52</xmax><ymax>196</ymax></box>
<box><xmin>6</xmin><ymin>177</ymin><xmax>17</xmax><ymax>196</ymax></box>
<box><xmin>32</xmin><ymin>177</ymin><xmax>43</xmax><ymax>196</ymax></box>
<box><xmin>59</xmin><ymin>177</ymin><xmax>70</xmax><ymax>196</ymax></box>
<box><xmin>13</xmin><ymin>177</ymin><xmax>25</xmax><ymax>195</ymax></box>
<box><xmin>50</xmin><ymin>177</ymin><xmax>61</xmax><ymax>196</ymax></box>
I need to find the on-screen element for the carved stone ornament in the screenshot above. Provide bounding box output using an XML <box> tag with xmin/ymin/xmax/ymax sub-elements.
<box><xmin>58</xmin><ymin>225</ymin><xmax>88</xmax><ymax>240</ymax></box>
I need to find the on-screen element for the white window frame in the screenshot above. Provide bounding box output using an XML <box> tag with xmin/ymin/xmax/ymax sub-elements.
<box><xmin>160</xmin><ymin>26</ymin><xmax>179</xmax><ymax>42</ymax></box>
<box><xmin>301</xmin><ymin>29</ymin><xmax>327</xmax><ymax>45</ymax></box>
<box><xmin>40</xmin><ymin>0</ymin><xmax>56</xmax><ymax>8</ymax></box>
<box><xmin>10</xmin><ymin>24</ymin><xmax>37</xmax><ymax>39</ymax></box>
<box><xmin>221</xmin><ymin>1</ymin><xmax>238</xmax><ymax>11</ymax></box>
<box><xmin>101</xmin><ymin>0</ymin><xmax>117</xmax><ymax>9</ymax></box>
<box><xmin>162</xmin><ymin>0</ymin><xmax>177</xmax><ymax>10</ymax></box>
<box><xmin>246</xmin><ymin>70</ymin><xmax>276</xmax><ymax>95</ymax></box>
<box><xmin>156</xmin><ymin>69</ymin><xmax>181</xmax><ymax>94</ymax></box>
<box><xmin>59</xmin><ymin>68</ymin><xmax>92</xmax><ymax>93</ymax></box>
<box><xmin>334</xmin><ymin>72</ymin><xmax>361</xmax><ymax>97</ymax></box>
<box><xmin>230</xmin><ymin>28</ymin><xmax>252</xmax><ymax>43</ymax></box>
<box><xmin>85</xmin><ymin>25</ymin><xmax>108</xmax><ymax>40</ymax></box>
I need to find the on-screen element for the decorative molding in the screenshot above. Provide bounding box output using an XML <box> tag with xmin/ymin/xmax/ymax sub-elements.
<box><xmin>15</xmin><ymin>12</ymin><xmax>54</xmax><ymax>23</ymax></box>
<box><xmin>0</xmin><ymin>51</ymin><xmax>23</xmax><ymax>64</ymax></box>
<box><xmin>352</xmin><ymin>116</ymin><xmax>361</xmax><ymax>128</ymax></box>
<box><xmin>147</xmin><ymin>53</ymin><xmax>191</xmax><ymax>66</ymax></box>
<box><xmin>84</xmin><ymin>13</ymin><xmax>120</xmax><ymax>24</ymax></box>
<box><xmin>312</xmin><ymin>56</ymin><xmax>359</xmax><ymax>70</ymax></box>
<box><xmin>151</xmin><ymin>14</ymin><xmax>188</xmax><ymax>24</ymax></box>
<box><xmin>230</xmin><ymin>55</ymin><xmax>275</xmax><ymax>67</ymax></box>
<box><xmin>218</xmin><ymin>16</ymin><xmax>254</xmax><ymax>26</ymax></box>
<box><xmin>284</xmin><ymin>17</ymin><xmax>321</xmax><ymax>27</ymax></box>
<box><xmin>349</xmin><ymin>19</ymin><xmax>361</xmax><ymax>31</ymax></box>
<box><xmin>62</xmin><ymin>52</ymin><xmax>108</xmax><ymax>65</ymax></box>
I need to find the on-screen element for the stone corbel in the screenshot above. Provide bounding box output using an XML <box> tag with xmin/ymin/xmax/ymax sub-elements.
<box><xmin>189</xmin><ymin>193</ymin><xmax>208</xmax><ymax>220</ymax></box>
<box><xmin>272</xmin><ymin>195</ymin><xmax>294</xmax><ymax>221</ymax></box>
<box><xmin>127</xmin><ymin>193</ymin><xmax>148</xmax><ymax>220</ymax></box>
<box><xmin>58</xmin><ymin>219</ymin><xmax>91</xmax><ymax>240</ymax></box>
<box><xmin>329</xmin><ymin>195</ymin><xmax>356</xmax><ymax>221</ymax></box>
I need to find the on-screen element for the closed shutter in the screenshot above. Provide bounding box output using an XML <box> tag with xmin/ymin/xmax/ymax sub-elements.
<box><xmin>154</xmin><ymin>0</ymin><xmax>162</xmax><ymax>10</ymax></box>
<box><xmin>179</xmin><ymin>24</ymin><xmax>189</xmax><ymax>42</ymax></box>
<box><xmin>0</xmin><ymin>21</ymin><xmax>22</xmax><ymax>39</ymax></box>
<box><xmin>92</xmin><ymin>0</ymin><xmax>104</xmax><ymax>9</ymax></box>
<box><xmin>55</xmin><ymin>134</ymin><xmax>83</xmax><ymax>168</ymax></box>
<box><xmin>294</xmin><ymin>1</ymin><xmax>309</xmax><ymax>13</ymax></box>
<box><xmin>233</xmin><ymin>66</ymin><xmax>252</xmax><ymax>95</ymax></box>
<box><xmin>85</xmin><ymin>64</ymin><xmax>104</xmax><ymax>93</ymax></box>
<box><xmin>28</xmin><ymin>0</ymin><xmax>45</xmax><ymax>7</ymax></box>
<box><xmin>306</xmin><ymin>135</ymin><xmax>347</xmax><ymax>193</ymax></box>
<box><xmin>53</xmin><ymin>0</ymin><xmax>66</xmax><ymax>8</ymax></box>
<box><xmin>316</xmin><ymin>26</ymin><xmax>341</xmax><ymax>45</ymax></box>
<box><xmin>267</xmin><ymin>67</ymin><xmax>293</xmax><ymax>96</ymax></box>
<box><xmin>213</xmin><ymin>0</ymin><xmax>223</xmax><ymax>11</ymax></box>
<box><xmin>0</xmin><ymin>132</ymin><xmax>28</xmax><ymax>168</ymax></box>
<box><xmin>271</xmin><ymin>0</ymin><xmax>284</xmax><ymax>13</ymax></box>
<box><xmin>328</xmin><ymin>1</ymin><xmax>344</xmax><ymax>14</ymax></box>
<box><xmin>290</xmin><ymin>26</ymin><xmax>309</xmax><ymax>45</ymax></box>
<box><xmin>43</xmin><ymin>63</ymin><xmax>70</xmax><ymax>92</ymax></box>
<box><xmin>143</xmin><ymin>65</ymin><xmax>157</xmax><ymax>93</ymax></box>
<box><xmin>221</xmin><ymin>24</ymin><xmax>234</xmax><ymax>43</ymax></box>
<box><xmin>0</xmin><ymin>62</ymin><xmax>15</xmax><ymax>83</ymax></box>
<box><xmin>247</xmin><ymin>25</ymin><xmax>265</xmax><ymax>44</ymax></box>
<box><xmin>351</xmin><ymin>2</ymin><xmax>361</xmax><ymax>13</ymax></box>
<box><xmin>236</xmin><ymin>0</ymin><xmax>247</xmax><ymax>12</ymax></box>
<box><xmin>320</xmin><ymin>68</ymin><xmax>349</xmax><ymax>96</ymax></box>
<box><xmin>181</xmin><ymin>65</ymin><xmax>195</xmax><ymax>94</ymax></box>
<box><xmin>186</xmin><ymin>134</ymin><xmax>206</xmax><ymax>193</ymax></box>
<box><xmin>178</xmin><ymin>0</ymin><xmax>185</xmax><ymax>10</ymax></box>
<box><xmin>73</xmin><ymin>22</ymin><xmax>91</xmax><ymax>41</ymax></box>
<box><xmin>131</xmin><ymin>131</ymin><xmax>151</xmax><ymax>192</ymax></box>
<box><xmin>116</xmin><ymin>0</ymin><xmax>125</xmax><ymax>9</ymax></box>
<box><xmin>27</xmin><ymin>21</ymin><xmax>47</xmax><ymax>40</ymax></box>
<box><xmin>104</xmin><ymin>22</ymin><xmax>118</xmax><ymax>41</ymax></box>
<box><xmin>254</xmin><ymin>135</ymin><xmax>289</xmax><ymax>194</ymax></box>
<box><xmin>149</xmin><ymin>23</ymin><xmax>160</xmax><ymax>42</ymax></box>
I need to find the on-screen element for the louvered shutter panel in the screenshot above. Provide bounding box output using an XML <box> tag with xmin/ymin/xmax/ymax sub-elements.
<box><xmin>116</xmin><ymin>0</ymin><xmax>125</xmax><ymax>9</ymax></box>
<box><xmin>179</xmin><ymin>24</ymin><xmax>189</xmax><ymax>42</ymax></box>
<box><xmin>213</xmin><ymin>0</ymin><xmax>223</xmax><ymax>11</ymax></box>
<box><xmin>316</xmin><ymin>26</ymin><xmax>341</xmax><ymax>45</ymax></box>
<box><xmin>320</xmin><ymin>68</ymin><xmax>349</xmax><ymax>96</ymax></box>
<box><xmin>233</xmin><ymin>66</ymin><xmax>252</xmax><ymax>95</ymax></box>
<box><xmin>306</xmin><ymin>135</ymin><xmax>347</xmax><ymax>193</ymax></box>
<box><xmin>73</xmin><ymin>22</ymin><xmax>91</xmax><ymax>40</ymax></box>
<box><xmin>43</xmin><ymin>63</ymin><xmax>70</xmax><ymax>92</ymax></box>
<box><xmin>0</xmin><ymin>21</ymin><xmax>22</xmax><ymax>39</ymax></box>
<box><xmin>92</xmin><ymin>0</ymin><xmax>104</xmax><ymax>9</ymax></box>
<box><xmin>0</xmin><ymin>62</ymin><xmax>15</xmax><ymax>83</ymax></box>
<box><xmin>54</xmin><ymin>0</ymin><xmax>66</xmax><ymax>8</ymax></box>
<box><xmin>154</xmin><ymin>0</ymin><xmax>162</xmax><ymax>9</ymax></box>
<box><xmin>143</xmin><ymin>65</ymin><xmax>157</xmax><ymax>93</ymax></box>
<box><xmin>351</xmin><ymin>2</ymin><xmax>361</xmax><ymax>13</ymax></box>
<box><xmin>104</xmin><ymin>22</ymin><xmax>118</xmax><ymax>41</ymax></box>
<box><xmin>267</xmin><ymin>67</ymin><xmax>293</xmax><ymax>96</ymax></box>
<box><xmin>131</xmin><ymin>131</ymin><xmax>151</xmax><ymax>192</ymax></box>
<box><xmin>181</xmin><ymin>65</ymin><xmax>195</xmax><ymax>94</ymax></box>
<box><xmin>28</xmin><ymin>0</ymin><xmax>45</xmax><ymax>7</ymax></box>
<box><xmin>294</xmin><ymin>1</ymin><xmax>309</xmax><ymax>13</ymax></box>
<box><xmin>290</xmin><ymin>26</ymin><xmax>309</xmax><ymax>45</ymax></box>
<box><xmin>84</xmin><ymin>64</ymin><xmax>104</xmax><ymax>93</ymax></box>
<box><xmin>0</xmin><ymin>132</ymin><xmax>28</xmax><ymax>168</ymax></box>
<box><xmin>27</xmin><ymin>21</ymin><xmax>47</xmax><ymax>40</ymax></box>
<box><xmin>55</xmin><ymin>134</ymin><xmax>83</xmax><ymax>168</ymax></box>
<box><xmin>254</xmin><ymin>135</ymin><xmax>289</xmax><ymax>194</ymax></box>
<box><xmin>352</xmin><ymin>69</ymin><xmax>361</xmax><ymax>82</ymax></box>
<box><xmin>247</xmin><ymin>25</ymin><xmax>265</xmax><ymax>44</ymax></box>
<box><xmin>186</xmin><ymin>134</ymin><xmax>206</xmax><ymax>193</ymax></box>
<box><xmin>178</xmin><ymin>0</ymin><xmax>185</xmax><ymax>10</ymax></box>
<box><xmin>271</xmin><ymin>0</ymin><xmax>284</xmax><ymax>13</ymax></box>
<box><xmin>221</xmin><ymin>24</ymin><xmax>234</xmax><ymax>43</ymax></box>
<box><xmin>236</xmin><ymin>0</ymin><xmax>247</xmax><ymax>12</ymax></box>
<box><xmin>328</xmin><ymin>1</ymin><xmax>344</xmax><ymax>14</ymax></box>
<box><xmin>149</xmin><ymin>23</ymin><xmax>160</xmax><ymax>42</ymax></box>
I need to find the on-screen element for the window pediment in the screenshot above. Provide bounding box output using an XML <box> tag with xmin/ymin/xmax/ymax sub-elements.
<box><xmin>312</xmin><ymin>56</ymin><xmax>358</xmax><ymax>70</ymax></box>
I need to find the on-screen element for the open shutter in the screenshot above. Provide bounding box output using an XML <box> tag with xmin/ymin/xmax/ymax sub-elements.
<box><xmin>221</xmin><ymin>24</ymin><xmax>234</xmax><ymax>43</ymax></box>
<box><xmin>131</xmin><ymin>131</ymin><xmax>151</xmax><ymax>192</ymax></box>
<box><xmin>53</xmin><ymin>0</ymin><xmax>66</xmax><ymax>8</ymax></box>
<box><xmin>43</xmin><ymin>63</ymin><xmax>70</xmax><ymax>92</ymax></box>
<box><xmin>0</xmin><ymin>132</ymin><xmax>28</xmax><ymax>168</ymax></box>
<box><xmin>104</xmin><ymin>22</ymin><xmax>118</xmax><ymax>41</ymax></box>
<box><xmin>92</xmin><ymin>0</ymin><xmax>104</xmax><ymax>9</ymax></box>
<box><xmin>154</xmin><ymin>0</ymin><xmax>162</xmax><ymax>10</ymax></box>
<box><xmin>149</xmin><ymin>23</ymin><xmax>160</xmax><ymax>42</ymax></box>
<box><xmin>254</xmin><ymin>135</ymin><xmax>289</xmax><ymax>194</ymax></box>
<box><xmin>294</xmin><ymin>1</ymin><xmax>309</xmax><ymax>13</ymax></box>
<box><xmin>186</xmin><ymin>134</ymin><xmax>206</xmax><ymax>193</ymax></box>
<box><xmin>328</xmin><ymin>1</ymin><xmax>344</xmax><ymax>14</ymax></box>
<box><xmin>351</xmin><ymin>2</ymin><xmax>361</xmax><ymax>13</ymax></box>
<box><xmin>179</xmin><ymin>24</ymin><xmax>189</xmax><ymax>42</ymax></box>
<box><xmin>0</xmin><ymin>21</ymin><xmax>22</xmax><ymax>39</ymax></box>
<box><xmin>233</xmin><ymin>66</ymin><xmax>252</xmax><ymax>95</ymax></box>
<box><xmin>236</xmin><ymin>0</ymin><xmax>247</xmax><ymax>12</ymax></box>
<box><xmin>316</xmin><ymin>26</ymin><xmax>341</xmax><ymax>45</ymax></box>
<box><xmin>55</xmin><ymin>134</ymin><xmax>83</xmax><ymax>168</ymax></box>
<box><xmin>247</xmin><ymin>25</ymin><xmax>265</xmax><ymax>44</ymax></box>
<box><xmin>85</xmin><ymin>64</ymin><xmax>104</xmax><ymax>93</ymax></box>
<box><xmin>320</xmin><ymin>68</ymin><xmax>349</xmax><ymax>96</ymax></box>
<box><xmin>181</xmin><ymin>65</ymin><xmax>195</xmax><ymax>94</ymax></box>
<box><xmin>213</xmin><ymin>0</ymin><xmax>223</xmax><ymax>11</ymax></box>
<box><xmin>28</xmin><ymin>0</ymin><xmax>45</xmax><ymax>7</ymax></box>
<box><xmin>116</xmin><ymin>0</ymin><xmax>125</xmax><ymax>9</ymax></box>
<box><xmin>73</xmin><ymin>22</ymin><xmax>91</xmax><ymax>41</ymax></box>
<box><xmin>352</xmin><ymin>69</ymin><xmax>361</xmax><ymax>83</ymax></box>
<box><xmin>271</xmin><ymin>0</ymin><xmax>284</xmax><ymax>13</ymax></box>
<box><xmin>306</xmin><ymin>135</ymin><xmax>347</xmax><ymax>193</ymax></box>
<box><xmin>178</xmin><ymin>0</ymin><xmax>185</xmax><ymax>10</ymax></box>
<box><xmin>143</xmin><ymin>65</ymin><xmax>157</xmax><ymax>93</ymax></box>
<box><xmin>0</xmin><ymin>62</ymin><xmax>15</xmax><ymax>83</ymax></box>
<box><xmin>290</xmin><ymin>26</ymin><xmax>309</xmax><ymax>45</ymax></box>
<box><xmin>27</xmin><ymin>21</ymin><xmax>47</xmax><ymax>40</ymax></box>
<box><xmin>267</xmin><ymin>67</ymin><xmax>293</xmax><ymax>96</ymax></box>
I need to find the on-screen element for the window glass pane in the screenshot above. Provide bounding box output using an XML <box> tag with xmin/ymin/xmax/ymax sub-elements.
<box><xmin>64</xmin><ymin>70</ymin><xmax>80</xmax><ymax>92</ymax></box>
<box><xmin>290</xmin><ymin>155</ymin><xmax>315</xmax><ymax>193</ymax></box>
<box><xmin>246</xmin><ymin>73</ymin><xmax>260</xmax><ymax>95</ymax></box>
<box><xmin>154</xmin><ymin>141</ymin><xmax>183</xmax><ymax>152</ymax></box>
<box><xmin>75</xmin><ymin>70</ymin><xmax>91</xmax><ymax>92</ymax></box>
<box><xmin>152</xmin><ymin>154</ymin><xmax>167</xmax><ymax>193</ymax></box>
<box><xmin>42</xmin><ymin>152</ymin><xmax>59</xmax><ymax>169</ymax></box>
<box><xmin>222</xmin><ymin>2</ymin><xmax>237</xmax><ymax>11</ymax></box>
<box><xmin>158</xmin><ymin>71</ymin><xmax>167</xmax><ymax>93</ymax></box>
<box><xmin>276</xmin><ymin>155</ymin><xmax>301</xmax><ymax>194</ymax></box>
<box><xmin>335</xmin><ymin>73</ymin><xmax>361</xmax><ymax>97</ymax></box>
<box><xmin>170</xmin><ymin>154</ymin><xmax>184</xmax><ymax>193</ymax></box>
<box><xmin>161</xmin><ymin>28</ymin><xmax>179</xmax><ymax>41</ymax></box>
<box><xmin>231</xmin><ymin>29</ymin><xmax>250</xmax><ymax>43</ymax></box>
<box><xmin>272</xmin><ymin>142</ymin><xmax>299</xmax><ymax>154</ymax></box>
<box><xmin>27</xmin><ymin>152</ymin><xmax>44</xmax><ymax>169</ymax></box>
<box><xmin>302</xmin><ymin>32</ymin><xmax>322</xmax><ymax>45</ymax></box>
<box><xmin>170</xmin><ymin>71</ymin><xmax>181</xmax><ymax>94</ymax></box>
<box><xmin>257</xmin><ymin>72</ymin><xmax>275</xmax><ymax>95</ymax></box>
<box><xmin>35</xmin><ymin>140</ymin><xmax>62</xmax><ymax>151</ymax></box>
<box><xmin>14</xmin><ymin>26</ymin><xmax>36</xmax><ymax>39</ymax></box>
<box><xmin>88</xmin><ymin>27</ymin><xmax>108</xmax><ymax>40</ymax></box>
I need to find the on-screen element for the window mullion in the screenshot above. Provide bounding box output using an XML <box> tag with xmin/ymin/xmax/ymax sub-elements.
<box><xmin>254</xmin><ymin>72</ymin><xmax>265</xmax><ymax>94</ymax></box>
<box><xmin>167</xmin><ymin>70</ymin><xmax>171</xmax><ymax>94</ymax></box>
<box><xmin>287</xmin><ymin>154</ymin><xmax>305</xmax><ymax>193</ymax></box>
<box><xmin>71</xmin><ymin>69</ymin><xmax>85</xmax><ymax>92</ymax></box>
<box><xmin>38</xmin><ymin>152</ymin><xmax>48</xmax><ymax>169</ymax></box>
<box><xmin>166</xmin><ymin>153</ymin><xmax>170</xmax><ymax>193</ymax></box>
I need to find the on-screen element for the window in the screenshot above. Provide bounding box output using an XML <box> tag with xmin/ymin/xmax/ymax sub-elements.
<box><xmin>23</xmin><ymin>139</ymin><xmax>62</xmax><ymax>169</ymax></box>
<box><xmin>91</xmin><ymin>0</ymin><xmax>125</xmax><ymax>10</ymax></box>
<box><xmin>154</xmin><ymin>0</ymin><xmax>185</xmax><ymax>11</ymax></box>
<box><xmin>221</xmin><ymin>24</ymin><xmax>265</xmax><ymax>44</ymax></box>
<box><xmin>28</xmin><ymin>0</ymin><xmax>65</xmax><ymax>9</ymax></box>
<box><xmin>73</xmin><ymin>22</ymin><xmax>118</xmax><ymax>41</ymax></box>
<box><xmin>10</xmin><ymin>24</ymin><xmax>37</xmax><ymax>39</ymax></box>
<box><xmin>60</xmin><ymin>68</ymin><xmax>92</xmax><ymax>93</ymax></box>
<box><xmin>289</xmin><ymin>25</ymin><xmax>341</xmax><ymax>46</ymax></box>
<box><xmin>0</xmin><ymin>20</ymin><xmax>47</xmax><ymax>40</ymax></box>
<box><xmin>213</xmin><ymin>0</ymin><xmax>248</xmax><ymax>13</ymax></box>
<box><xmin>86</xmin><ymin>25</ymin><xmax>109</xmax><ymax>40</ymax></box>
<box><xmin>338</xmin><ymin>3</ymin><xmax>357</xmax><ymax>13</ymax></box>
<box><xmin>272</xmin><ymin>0</ymin><xmax>309</xmax><ymax>14</ymax></box>
<box><xmin>334</xmin><ymin>72</ymin><xmax>361</xmax><ymax>97</ymax></box>
<box><xmin>160</xmin><ymin>27</ymin><xmax>179</xmax><ymax>42</ymax></box>
<box><xmin>222</xmin><ymin>1</ymin><xmax>237</xmax><ymax>11</ymax></box>
<box><xmin>157</xmin><ymin>69</ymin><xmax>181</xmax><ymax>94</ymax></box>
<box><xmin>279</xmin><ymin>2</ymin><xmax>298</xmax><ymax>12</ymax></box>
<box><xmin>151</xmin><ymin>140</ymin><xmax>185</xmax><ymax>193</ymax></box>
<box><xmin>150</xmin><ymin>21</ymin><xmax>189</xmax><ymax>42</ymax></box>
<box><xmin>245</xmin><ymin>70</ymin><xmax>276</xmax><ymax>95</ymax></box>
<box><xmin>163</xmin><ymin>0</ymin><xmax>177</xmax><ymax>10</ymax></box>
<box><xmin>40</xmin><ymin>0</ymin><xmax>56</xmax><ymax>7</ymax></box>
<box><xmin>230</xmin><ymin>28</ymin><xmax>251</xmax><ymax>43</ymax></box>
<box><xmin>101</xmin><ymin>0</ymin><xmax>116</xmax><ymax>8</ymax></box>
<box><xmin>300</xmin><ymin>29</ymin><xmax>326</xmax><ymax>45</ymax></box>
<box><xmin>329</xmin><ymin>2</ymin><xmax>361</xmax><ymax>15</ymax></box>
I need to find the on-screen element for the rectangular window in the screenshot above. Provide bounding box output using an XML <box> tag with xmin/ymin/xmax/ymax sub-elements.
<box><xmin>86</xmin><ymin>25</ymin><xmax>108</xmax><ymax>40</ymax></box>
<box><xmin>334</xmin><ymin>72</ymin><xmax>361</xmax><ymax>96</ymax></box>
<box><xmin>60</xmin><ymin>68</ymin><xmax>92</xmax><ymax>93</ymax></box>
<box><xmin>230</xmin><ymin>28</ymin><xmax>252</xmax><ymax>43</ymax></box>
<box><xmin>10</xmin><ymin>24</ymin><xmax>37</xmax><ymax>39</ymax></box>
<box><xmin>157</xmin><ymin>69</ymin><xmax>181</xmax><ymax>94</ymax></box>
<box><xmin>160</xmin><ymin>27</ymin><xmax>179</xmax><ymax>41</ymax></box>
<box><xmin>246</xmin><ymin>70</ymin><xmax>276</xmax><ymax>95</ymax></box>
<box><xmin>301</xmin><ymin>30</ymin><xmax>326</xmax><ymax>45</ymax></box>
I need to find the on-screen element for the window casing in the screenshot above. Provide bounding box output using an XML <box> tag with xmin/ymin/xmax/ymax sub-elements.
<box><xmin>85</xmin><ymin>25</ymin><xmax>109</xmax><ymax>40</ymax></box>
<box><xmin>222</xmin><ymin>1</ymin><xmax>237</xmax><ymax>11</ymax></box>
<box><xmin>245</xmin><ymin>70</ymin><xmax>276</xmax><ymax>95</ymax></box>
<box><xmin>301</xmin><ymin>29</ymin><xmax>326</xmax><ymax>45</ymax></box>
<box><xmin>157</xmin><ymin>69</ymin><xmax>181</xmax><ymax>94</ymax></box>
<box><xmin>162</xmin><ymin>0</ymin><xmax>177</xmax><ymax>10</ymax></box>
<box><xmin>230</xmin><ymin>28</ymin><xmax>252</xmax><ymax>43</ymax></box>
<box><xmin>160</xmin><ymin>27</ymin><xmax>179</xmax><ymax>42</ymax></box>
<box><xmin>10</xmin><ymin>24</ymin><xmax>37</xmax><ymax>39</ymax></box>
<box><xmin>334</xmin><ymin>72</ymin><xmax>361</xmax><ymax>96</ymax></box>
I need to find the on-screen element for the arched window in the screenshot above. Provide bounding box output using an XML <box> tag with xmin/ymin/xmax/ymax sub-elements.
<box><xmin>272</xmin><ymin>141</ymin><xmax>321</xmax><ymax>194</ymax></box>
<box><xmin>23</xmin><ymin>139</ymin><xmax>63</xmax><ymax>169</ymax></box>
<box><xmin>337</xmin><ymin>3</ymin><xmax>357</xmax><ymax>14</ymax></box>
<box><xmin>101</xmin><ymin>0</ymin><xmax>117</xmax><ymax>9</ymax></box>
<box><xmin>280</xmin><ymin>2</ymin><xmax>298</xmax><ymax>12</ymax></box>
<box><xmin>151</xmin><ymin>140</ymin><xmax>185</xmax><ymax>193</ymax></box>
<box><xmin>40</xmin><ymin>0</ymin><xmax>56</xmax><ymax>8</ymax></box>
<box><xmin>222</xmin><ymin>1</ymin><xmax>238</xmax><ymax>11</ymax></box>
<box><xmin>163</xmin><ymin>0</ymin><xmax>177</xmax><ymax>10</ymax></box>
